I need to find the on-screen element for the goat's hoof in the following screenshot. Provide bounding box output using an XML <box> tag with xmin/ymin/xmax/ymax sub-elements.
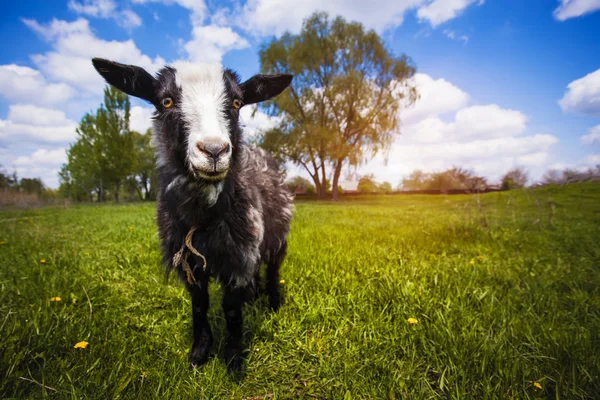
<box><xmin>268</xmin><ymin>295</ymin><xmax>281</xmax><ymax>312</ymax></box>
<box><xmin>189</xmin><ymin>342</ymin><xmax>211</xmax><ymax>369</ymax></box>
<box><xmin>225</xmin><ymin>347</ymin><xmax>245</xmax><ymax>377</ymax></box>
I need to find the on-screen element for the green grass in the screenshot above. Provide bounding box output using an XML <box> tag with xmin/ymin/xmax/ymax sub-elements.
<box><xmin>1</xmin><ymin>184</ymin><xmax>599</xmax><ymax>399</ymax></box>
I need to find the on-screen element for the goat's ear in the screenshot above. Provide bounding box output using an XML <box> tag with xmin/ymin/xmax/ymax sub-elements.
<box><xmin>92</xmin><ymin>58</ymin><xmax>158</xmax><ymax>106</ymax></box>
<box><xmin>240</xmin><ymin>74</ymin><xmax>293</xmax><ymax>105</ymax></box>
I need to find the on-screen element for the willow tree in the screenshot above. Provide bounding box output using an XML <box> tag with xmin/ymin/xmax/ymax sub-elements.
<box><xmin>257</xmin><ymin>12</ymin><xmax>417</xmax><ymax>199</ymax></box>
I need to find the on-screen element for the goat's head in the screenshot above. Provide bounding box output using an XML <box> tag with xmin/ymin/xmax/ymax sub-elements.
<box><xmin>92</xmin><ymin>58</ymin><xmax>292</xmax><ymax>182</ymax></box>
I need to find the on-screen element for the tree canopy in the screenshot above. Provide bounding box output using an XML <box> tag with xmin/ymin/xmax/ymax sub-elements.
<box><xmin>60</xmin><ymin>87</ymin><xmax>155</xmax><ymax>202</ymax></box>
<box><xmin>257</xmin><ymin>12</ymin><xmax>417</xmax><ymax>200</ymax></box>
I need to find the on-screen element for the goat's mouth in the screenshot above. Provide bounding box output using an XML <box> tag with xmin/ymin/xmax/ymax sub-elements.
<box><xmin>194</xmin><ymin>168</ymin><xmax>229</xmax><ymax>182</ymax></box>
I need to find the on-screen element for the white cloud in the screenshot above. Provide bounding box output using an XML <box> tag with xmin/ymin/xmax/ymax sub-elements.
<box><xmin>582</xmin><ymin>124</ymin><xmax>600</xmax><ymax>144</ymax></box>
<box><xmin>553</xmin><ymin>0</ymin><xmax>600</xmax><ymax>21</ymax></box>
<box><xmin>182</xmin><ymin>25</ymin><xmax>250</xmax><ymax>63</ymax></box>
<box><xmin>358</xmin><ymin>73</ymin><xmax>558</xmax><ymax>184</ymax></box>
<box><xmin>118</xmin><ymin>10</ymin><xmax>143</xmax><ymax>29</ymax></box>
<box><xmin>68</xmin><ymin>0</ymin><xmax>142</xmax><ymax>29</ymax></box>
<box><xmin>401</xmin><ymin>73</ymin><xmax>469</xmax><ymax>125</ymax></box>
<box><xmin>5</xmin><ymin>148</ymin><xmax>67</xmax><ymax>188</ymax></box>
<box><xmin>130</xmin><ymin>105</ymin><xmax>154</xmax><ymax>133</ymax></box>
<box><xmin>585</xmin><ymin>153</ymin><xmax>600</xmax><ymax>165</ymax></box>
<box><xmin>443</xmin><ymin>29</ymin><xmax>468</xmax><ymax>43</ymax></box>
<box><xmin>240</xmin><ymin>106</ymin><xmax>281</xmax><ymax>139</ymax></box>
<box><xmin>68</xmin><ymin>0</ymin><xmax>116</xmax><ymax>17</ymax></box>
<box><xmin>235</xmin><ymin>0</ymin><xmax>421</xmax><ymax>36</ymax></box>
<box><xmin>133</xmin><ymin>0</ymin><xmax>207</xmax><ymax>25</ymax></box>
<box><xmin>0</xmin><ymin>64</ymin><xmax>76</xmax><ymax>106</ymax></box>
<box><xmin>418</xmin><ymin>0</ymin><xmax>483</xmax><ymax>27</ymax></box>
<box><xmin>558</xmin><ymin>68</ymin><xmax>600</xmax><ymax>116</ymax></box>
<box><xmin>0</xmin><ymin>104</ymin><xmax>78</xmax><ymax>146</ymax></box>
<box><xmin>23</xmin><ymin>18</ymin><xmax>165</xmax><ymax>93</ymax></box>
<box><xmin>13</xmin><ymin>148</ymin><xmax>67</xmax><ymax>167</ymax></box>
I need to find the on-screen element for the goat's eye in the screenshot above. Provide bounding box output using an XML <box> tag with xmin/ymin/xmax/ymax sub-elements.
<box><xmin>232</xmin><ymin>99</ymin><xmax>242</xmax><ymax>109</ymax></box>
<box><xmin>162</xmin><ymin>98</ymin><xmax>173</xmax><ymax>108</ymax></box>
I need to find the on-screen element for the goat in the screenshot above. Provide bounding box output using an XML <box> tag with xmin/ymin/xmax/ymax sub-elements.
<box><xmin>92</xmin><ymin>58</ymin><xmax>294</xmax><ymax>374</ymax></box>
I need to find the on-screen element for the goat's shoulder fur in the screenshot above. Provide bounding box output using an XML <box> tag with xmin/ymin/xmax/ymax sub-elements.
<box><xmin>156</xmin><ymin>142</ymin><xmax>293</xmax><ymax>287</ymax></box>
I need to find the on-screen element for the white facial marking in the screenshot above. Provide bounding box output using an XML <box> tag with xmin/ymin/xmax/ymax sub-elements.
<box><xmin>172</xmin><ymin>61</ymin><xmax>232</xmax><ymax>179</ymax></box>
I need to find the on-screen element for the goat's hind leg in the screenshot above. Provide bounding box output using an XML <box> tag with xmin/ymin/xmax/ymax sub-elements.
<box><xmin>266</xmin><ymin>240</ymin><xmax>287</xmax><ymax>312</ymax></box>
<box><xmin>188</xmin><ymin>273</ymin><xmax>212</xmax><ymax>368</ymax></box>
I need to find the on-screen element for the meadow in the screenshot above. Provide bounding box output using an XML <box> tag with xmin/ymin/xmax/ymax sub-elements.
<box><xmin>1</xmin><ymin>184</ymin><xmax>599</xmax><ymax>399</ymax></box>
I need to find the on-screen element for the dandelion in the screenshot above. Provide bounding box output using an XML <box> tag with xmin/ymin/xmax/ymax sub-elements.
<box><xmin>40</xmin><ymin>259</ymin><xmax>46</xmax><ymax>264</ymax></box>
<box><xmin>130</xmin><ymin>226</ymin><xmax>134</xmax><ymax>230</ymax></box>
<box><xmin>533</xmin><ymin>382</ymin><xmax>542</xmax><ymax>389</ymax></box>
<box><xmin>84</xmin><ymin>252</ymin><xmax>90</xmax><ymax>256</ymax></box>
<box><xmin>407</xmin><ymin>318</ymin><xmax>418</xmax><ymax>325</ymax></box>
<box><xmin>50</xmin><ymin>297</ymin><xmax>62</xmax><ymax>302</ymax></box>
<box><xmin>141</xmin><ymin>371</ymin><xmax>147</xmax><ymax>379</ymax></box>
<box><xmin>279</xmin><ymin>279</ymin><xmax>285</xmax><ymax>284</ymax></box>
<box><xmin>469</xmin><ymin>259</ymin><xmax>475</xmax><ymax>265</ymax></box>
<box><xmin>74</xmin><ymin>341</ymin><xmax>89</xmax><ymax>349</ymax></box>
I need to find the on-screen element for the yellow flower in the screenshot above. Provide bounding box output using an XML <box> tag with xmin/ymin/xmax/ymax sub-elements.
<box><xmin>50</xmin><ymin>297</ymin><xmax>62</xmax><ymax>302</ymax></box>
<box><xmin>279</xmin><ymin>279</ymin><xmax>285</xmax><ymax>284</ymax></box>
<box><xmin>141</xmin><ymin>371</ymin><xmax>147</xmax><ymax>379</ymax></box>
<box><xmin>533</xmin><ymin>382</ymin><xmax>542</xmax><ymax>389</ymax></box>
<box><xmin>84</xmin><ymin>252</ymin><xmax>90</xmax><ymax>255</ymax></box>
<box><xmin>0</xmin><ymin>241</ymin><xmax>5</xmax><ymax>245</ymax></box>
<box><xmin>469</xmin><ymin>259</ymin><xmax>475</xmax><ymax>265</ymax></box>
<box><xmin>478</xmin><ymin>255</ymin><xmax>485</xmax><ymax>261</ymax></box>
<box><xmin>407</xmin><ymin>318</ymin><xmax>418</xmax><ymax>325</ymax></box>
<box><xmin>40</xmin><ymin>259</ymin><xmax>46</xmax><ymax>264</ymax></box>
<box><xmin>74</xmin><ymin>341</ymin><xmax>89</xmax><ymax>349</ymax></box>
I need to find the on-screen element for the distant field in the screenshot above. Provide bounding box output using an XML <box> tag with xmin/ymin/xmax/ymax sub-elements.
<box><xmin>1</xmin><ymin>185</ymin><xmax>599</xmax><ymax>399</ymax></box>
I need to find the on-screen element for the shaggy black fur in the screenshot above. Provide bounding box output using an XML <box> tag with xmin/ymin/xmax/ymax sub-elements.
<box><xmin>92</xmin><ymin>58</ymin><xmax>294</xmax><ymax>374</ymax></box>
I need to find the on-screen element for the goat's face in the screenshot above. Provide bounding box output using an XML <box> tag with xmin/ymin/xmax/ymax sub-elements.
<box><xmin>91</xmin><ymin>58</ymin><xmax>292</xmax><ymax>182</ymax></box>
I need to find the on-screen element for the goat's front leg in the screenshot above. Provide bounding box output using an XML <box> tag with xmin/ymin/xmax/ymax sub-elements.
<box><xmin>222</xmin><ymin>284</ymin><xmax>248</xmax><ymax>374</ymax></box>
<box><xmin>188</xmin><ymin>273</ymin><xmax>212</xmax><ymax>368</ymax></box>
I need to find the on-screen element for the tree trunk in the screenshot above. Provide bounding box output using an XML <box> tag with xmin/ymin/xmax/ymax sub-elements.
<box><xmin>114</xmin><ymin>180</ymin><xmax>120</xmax><ymax>203</ymax></box>
<box><xmin>319</xmin><ymin>163</ymin><xmax>327</xmax><ymax>199</ymax></box>
<box><xmin>98</xmin><ymin>179</ymin><xmax>104</xmax><ymax>203</ymax></box>
<box><xmin>142</xmin><ymin>175</ymin><xmax>150</xmax><ymax>201</ymax></box>
<box><xmin>331</xmin><ymin>160</ymin><xmax>344</xmax><ymax>201</ymax></box>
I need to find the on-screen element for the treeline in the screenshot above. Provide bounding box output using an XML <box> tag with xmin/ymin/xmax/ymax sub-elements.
<box><xmin>59</xmin><ymin>87</ymin><xmax>156</xmax><ymax>202</ymax></box>
<box><xmin>0</xmin><ymin>168</ymin><xmax>59</xmax><ymax>207</ymax></box>
<box><xmin>286</xmin><ymin>165</ymin><xmax>600</xmax><ymax>197</ymax></box>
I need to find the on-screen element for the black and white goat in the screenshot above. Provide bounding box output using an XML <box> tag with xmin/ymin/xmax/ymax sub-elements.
<box><xmin>92</xmin><ymin>58</ymin><xmax>294</xmax><ymax>373</ymax></box>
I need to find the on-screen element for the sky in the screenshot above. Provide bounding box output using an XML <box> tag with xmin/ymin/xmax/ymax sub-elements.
<box><xmin>1</xmin><ymin>0</ymin><xmax>600</xmax><ymax>188</ymax></box>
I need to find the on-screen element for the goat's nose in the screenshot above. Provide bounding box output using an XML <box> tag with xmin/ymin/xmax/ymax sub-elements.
<box><xmin>196</xmin><ymin>140</ymin><xmax>230</xmax><ymax>159</ymax></box>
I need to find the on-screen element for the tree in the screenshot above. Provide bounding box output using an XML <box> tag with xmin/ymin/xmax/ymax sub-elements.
<box><xmin>540</xmin><ymin>169</ymin><xmax>563</xmax><ymax>185</ymax></box>
<box><xmin>132</xmin><ymin>129</ymin><xmax>155</xmax><ymax>200</ymax></box>
<box><xmin>357</xmin><ymin>174</ymin><xmax>379</xmax><ymax>193</ymax></box>
<box><xmin>378</xmin><ymin>181</ymin><xmax>392</xmax><ymax>193</ymax></box>
<box><xmin>95</xmin><ymin>86</ymin><xmax>135</xmax><ymax>202</ymax></box>
<box><xmin>401</xmin><ymin>169</ymin><xmax>428</xmax><ymax>190</ymax></box>
<box><xmin>257</xmin><ymin>12</ymin><xmax>417</xmax><ymax>200</ymax></box>
<box><xmin>501</xmin><ymin>167</ymin><xmax>528</xmax><ymax>190</ymax></box>
<box><xmin>19</xmin><ymin>178</ymin><xmax>44</xmax><ymax>195</ymax></box>
<box><xmin>61</xmin><ymin>86</ymin><xmax>135</xmax><ymax>202</ymax></box>
<box><xmin>285</xmin><ymin>176</ymin><xmax>315</xmax><ymax>194</ymax></box>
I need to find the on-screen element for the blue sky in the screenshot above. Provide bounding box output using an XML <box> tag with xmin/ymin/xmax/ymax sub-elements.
<box><xmin>1</xmin><ymin>0</ymin><xmax>599</xmax><ymax>187</ymax></box>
